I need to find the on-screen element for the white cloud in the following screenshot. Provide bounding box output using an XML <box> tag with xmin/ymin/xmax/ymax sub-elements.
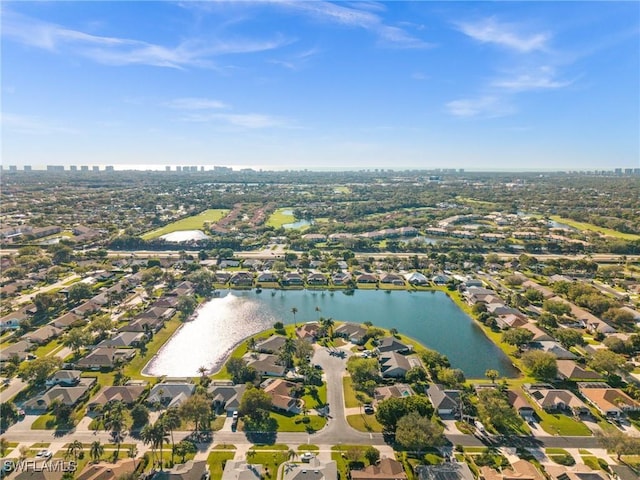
<box><xmin>492</xmin><ymin>66</ymin><xmax>573</xmax><ymax>91</ymax></box>
<box><xmin>1</xmin><ymin>113</ymin><xmax>78</xmax><ymax>135</ymax></box>
<box><xmin>180</xmin><ymin>112</ymin><xmax>290</xmax><ymax>129</ymax></box>
<box><xmin>165</xmin><ymin>98</ymin><xmax>229</xmax><ymax>110</ymax></box>
<box><xmin>445</xmin><ymin>96</ymin><xmax>513</xmax><ymax>118</ymax></box>
<box><xmin>1</xmin><ymin>9</ymin><xmax>291</xmax><ymax>69</ymax></box>
<box><xmin>456</xmin><ymin>17</ymin><xmax>550</xmax><ymax>53</ymax></box>
<box><xmin>279</xmin><ymin>1</ymin><xmax>432</xmax><ymax>48</ymax></box>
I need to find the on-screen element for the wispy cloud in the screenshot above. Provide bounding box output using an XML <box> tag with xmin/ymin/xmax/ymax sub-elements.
<box><xmin>269</xmin><ymin>47</ymin><xmax>321</xmax><ymax>70</ymax></box>
<box><xmin>492</xmin><ymin>66</ymin><xmax>573</xmax><ymax>92</ymax></box>
<box><xmin>165</xmin><ymin>98</ymin><xmax>229</xmax><ymax>110</ymax></box>
<box><xmin>279</xmin><ymin>1</ymin><xmax>432</xmax><ymax>49</ymax></box>
<box><xmin>456</xmin><ymin>17</ymin><xmax>550</xmax><ymax>53</ymax></box>
<box><xmin>180</xmin><ymin>112</ymin><xmax>290</xmax><ymax>129</ymax></box>
<box><xmin>1</xmin><ymin>9</ymin><xmax>291</xmax><ymax>69</ymax></box>
<box><xmin>445</xmin><ymin>96</ymin><xmax>513</xmax><ymax>118</ymax></box>
<box><xmin>1</xmin><ymin>113</ymin><xmax>78</xmax><ymax>135</ymax></box>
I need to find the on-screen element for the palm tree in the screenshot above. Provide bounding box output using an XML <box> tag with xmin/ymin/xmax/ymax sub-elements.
<box><xmin>197</xmin><ymin>366</ymin><xmax>208</xmax><ymax>385</ymax></box>
<box><xmin>162</xmin><ymin>408</ymin><xmax>181</xmax><ymax>463</ymax></box>
<box><xmin>485</xmin><ymin>369</ymin><xmax>499</xmax><ymax>384</ymax></box>
<box><xmin>103</xmin><ymin>402</ymin><xmax>126</xmax><ymax>457</ymax></box>
<box><xmin>140</xmin><ymin>424</ymin><xmax>156</xmax><ymax>464</ymax></box>
<box><xmin>152</xmin><ymin>421</ymin><xmax>169</xmax><ymax>470</ymax></box>
<box><xmin>64</xmin><ymin>440</ymin><xmax>83</xmax><ymax>462</ymax></box>
<box><xmin>90</xmin><ymin>441</ymin><xmax>104</xmax><ymax>463</ymax></box>
<box><xmin>291</xmin><ymin>307</ymin><xmax>298</xmax><ymax>326</ymax></box>
<box><xmin>287</xmin><ymin>449</ymin><xmax>297</xmax><ymax>462</ymax></box>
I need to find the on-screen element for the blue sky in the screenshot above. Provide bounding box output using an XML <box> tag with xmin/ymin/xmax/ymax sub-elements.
<box><xmin>2</xmin><ymin>1</ymin><xmax>639</xmax><ymax>171</ymax></box>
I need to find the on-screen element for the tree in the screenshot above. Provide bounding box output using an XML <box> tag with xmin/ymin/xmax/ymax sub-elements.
<box><xmin>436</xmin><ymin>368</ymin><xmax>465</xmax><ymax>388</ymax></box>
<box><xmin>521</xmin><ymin>350</ymin><xmax>558</xmax><ymax>380</ymax></box>
<box><xmin>64</xmin><ymin>328</ymin><xmax>92</xmax><ymax>356</ymax></box>
<box><xmin>68</xmin><ymin>282</ymin><xmax>93</xmax><ymax>303</ymax></box>
<box><xmin>179</xmin><ymin>394</ymin><xmax>211</xmax><ymax>433</ymax></box>
<box><xmin>19</xmin><ymin>356</ymin><xmax>62</xmax><ymax>387</ymax></box>
<box><xmin>405</xmin><ymin>366</ymin><xmax>428</xmax><ymax>384</ymax></box>
<box><xmin>0</xmin><ymin>438</ymin><xmax>10</xmax><ymax>458</ymax></box>
<box><xmin>65</xmin><ymin>440</ymin><xmax>83</xmax><ymax>462</ymax></box>
<box><xmin>589</xmin><ymin>349</ymin><xmax>626</xmax><ymax>376</ymax></box>
<box><xmin>553</xmin><ymin>328</ymin><xmax>585</xmax><ymax>348</ymax></box>
<box><xmin>130</xmin><ymin>404</ymin><xmax>150</xmax><ymax>430</ymax></box>
<box><xmin>374</xmin><ymin>396</ymin><xmax>433</xmax><ymax>432</ymax></box>
<box><xmin>173</xmin><ymin>440</ymin><xmax>196</xmax><ymax>463</ymax></box>
<box><xmin>485</xmin><ymin>369</ymin><xmax>499</xmax><ymax>384</ymax></box>
<box><xmin>176</xmin><ymin>295</ymin><xmax>198</xmax><ymax>318</ymax></box>
<box><xmin>239</xmin><ymin>386</ymin><xmax>272</xmax><ymax>422</ymax></box>
<box><xmin>103</xmin><ymin>401</ymin><xmax>128</xmax><ymax>455</ymax></box>
<box><xmin>543</xmin><ymin>299</ymin><xmax>572</xmax><ymax>316</ymax></box>
<box><xmin>50</xmin><ymin>244</ymin><xmax>73</xmax><ymax>264</ymax></box>
<box><xmin>502</xmin><ymin>328</ymin><xmax>534</xmax><ymax>349</ymax></box>
<box><xmin>595</xmin><ymin>429</ymin><xmax>640</xmax><ymax>461</ymax></box>
<box><xmin>90</xmin><ymin>440</ymin><xmax>104</xmax><ymax>463</ymax></box>
<box><xmin>89</xmin><ymin>316</ymin><xmax>114</xmax><ymax>340</ymax></box>
<box><xmin>395</xmin><ymin>412</ymin><xmax>445</xmax><ymax>453</ymax></box>
<box><xmin>162</xmin><ymin>407</ymin><xmax>181</xmax><ymax>462</ymax></box>
<box><xmin>603</xmin><ymin>336</ymin><xmax>629</xmax><ymax>354</ymax></box>
<box><xmin>346</xmin><ymin>357</ymin><xmax>379</xmax><ymax>390</ymax></box>
<box><xmin>226</xmin><ymin>357</ymin><xmax>257</xmax><ymax>384</ymax></box>
<box><xmin>476</xmin><ymin>389</ymin><xmax>521</xmax><ymax>433</ymax></box>
<box><xmin>364</xmin><ymin>446</ymin><xmax>380</xmax><ymax>465</ymax></box>
<box><xmin>602</xmin><ymin>308</ymin><xmax>636</xmax><ymax>327</ymax></box>
<box><xmin>291</xmin><ymin>307</ymin><xmax>298</xmax><ymax>326</ymax></box>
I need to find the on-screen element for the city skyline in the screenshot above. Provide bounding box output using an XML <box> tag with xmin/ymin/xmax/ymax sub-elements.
<box><xmin>2</xmin><ymin>1</ymin><xmax>639</xmax><ymax>170</ymax></box>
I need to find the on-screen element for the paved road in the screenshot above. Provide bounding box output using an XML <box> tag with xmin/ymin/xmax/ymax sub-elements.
<box><xmin>1</xmin><ymin>378</ymin><xmax>27</xmax><ymax>403</ymax></box>
<box><xmin>13</xmin><ymin>274</ymin><xmax>80</xmax><ymax>305</ymax></box>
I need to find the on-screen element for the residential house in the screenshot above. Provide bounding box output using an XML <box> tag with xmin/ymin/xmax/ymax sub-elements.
<box><xmin>578</xmin><ymin>385</ymin><xmax>640</xmax><ymax>418</ymax></box>
<box><xmin>545</xmin><ymin>464</ymin><xmax>608</xmax><ymax>480</ymax></box>
<box><xmin>356</xmin><ymin>273</ymin><xmax>378</xmax><ymax>284</ymax></box>
<box><xmin>52</xmin><ymin>311</ymin><xmax>85</xmax><ymax>329</ymax></box>
<box><xmin>334</xmin><ymin>323</ymin><xmax>367</xmax><ymax>345</ymax></box>
<box><xmin>243</xmin><ymin>259</ymin><xmax>263</xmax><ymax>271</ymax></box>
<box><xmin>526</xmin><ymin>385</ymin><xmax>588</xmax><ymax>414</ymax></box>
<box><xmin>332</xmin><ymin>272</ymin><xmax>352</xmax><ymax>286</ymax></box>
<box><xmin>464</xmin><ymin>287</ymin><xmax>498</xmax><ymax>305</ymax></box>
<box><xmin>147</xmin><ymin>382</ymin><xmax>196</xmax><ymax>408</ymax></box>
<box><xmin>221</xmin><ymin>461</ymin><xmax>263</xmax><ymax>480</ymax></box>
<box><xmin>427</xmin><ymin>384</ymin><xmax>461</xmax><ymax>415</ymax></box>
<box><xmin>152</xmin><ymin>460</ymin><xmax>208</xmax><ymax>480</ymax></box>
<box><xmin>219</xmin><ymin>260</ymin><xmax>241</xmax><ymax>269</ymax></box>
<box><xmin>262</xmin><ymin>378</ymin><xmax>300</xmax><ymax>413</ymax></box>
<box><xmin>302</xmin><ymin>233</ymin><xmax>327</xmax><ymax>242</ymax></box>
<box><xmin>307</xmin><ymin>273</ymin><xmax>328</xmax><ymax>285</ymax></box>
<box><xmin>528</xmin><ymin>341</ymin><xmax>577</xmax><ymax>360</ymax></box>
<box><xmin>486</xmin><ymin>304</ymin><xmax>522</xmax><ymax>317</ymax></box>
<box><xmin>495</xmin><ymin>314</ymin><xmax>528</xmax><ymax>330</ymax></box>
<box><xmin>376</xmin><ymin>337</ymin><xmax>413</xmax><ymax>355</ymax></box>
<box><xmin>21</xmin><ymin>325</ymin><xmax>63</xmax><ymax>345</ymax></box>
<box><xmin>0</xmin><ymin>309</ymin><xmax>30</xmax><ymax>331</ymax></box>
<box><xmin>0</xmin><ymin>340</ymin><xmax>31</xmax><ymax>363</ymax></box>
<box><xmin>73</xmin><ymin>300</ymin><xmax>101</xmax><ymax>317</ymax></box>
<box><xmin>556</xmin><ymin>360</ymin><xmax>602</xmax><ymax>381</ymax></box>
<box><xmin>351</xmin><ymin>458</ymin><xmax>407</xmax><ymax>480</ymax></box>
<box><xmin>45</xmin><ymin>370</ymin><xmax>82</xmax><ymax>387</ymax></box>
<box><xmin>296</xmin><ymin>322</ymin><xmax>320</xmax><ymax>342</ymax></box>
<box><xmin>24</xmin><ymin>378</ymin><xmax>96</xmax><ymax>410</ymax></box>
<box><xmin>479</xmin><ymin>460</ymin><xmax>544</xmax><ymax>480</ymax></box>
<box><xmin>169</xmin><ymin>281</ymin><xmax>195</xmax><ymax>297</ymax></box>
<box><xmin>97</xmin><ymin>331</ymin><xmax>146</xmax><ymax>348</ymax></box>
<box><xmin>431</xmin><ymin>274</ymin><xmax>450</xmax><ymax>286</ymax></box>
<box><xmin>209</xmin><ymin>383</ymin><xmax>247</xmax><ymax>415</ymax></box>
<box><xmin>76</xmin><ymin>347</ymin><xmax>136</xmax><ymax>370</ymax></box>
<box><xmin>379</xmin><ymin>352</ymin><xmax>412</xmax><ymax>378</ymax></box>
<box><xmin>417</xmin><ymin>463</ymin><xmax>475</xmax><ymax>480</ymax></box>
<box><xmin>76</xmin><ymin>459</ymin><xmax>137</xmax><ymax>480</ymax></box>
<box><xmin>255</xmin><ymin>335</ymin><xmax>287</xmax><ymax>354</ymax></box>
<box><xmin>230</xmin><ymin>272</ymin><xmax>254</xmax><ymax>287</ymax></box>
<box><xmin>245</xmin><ymin>353</ymin><xmax>287</xmax><ymax>377</ymax></box>
<box><xmin>257</xmin><ymin>272</ymin><xmax>278</xmax><ymax>283</ymax></box>
<box><xmin>380</xmin><ymin>274</ymin><xmax>405</xmax><ymax>286</ymax></box>
<box><xmin>215</xmin><ymin>272</ymin><xmax>231</xmax><ymax>284</ymax></box>
<box><xmin>506</xmin><ymin>390</ymin><xmax>535</xmax><ymax>420</ymax></box>
<box><xmin>404</xmin><ymin>272</ymin><xmax>428</xmax><ymax>285</ymax></box>
<box><xmin>283</xmin><ymin>272</ymin><xmax>304</xmax><ymax>286</ymax></box>
<box><xmin>282</xmin><ymin>458</ymin><xmax>337</xmax><ymax>480</ymax></box>
<box><xmin>519</xmin><ymin>323</ymin><xmax>554</xmax><ymax>342</ymax></box>
<box><xmin>88</xmin><ymin>385</ymin><xmax>147</xmax><ymax>409</ymax></box>
<box><xmin>374</xmin><ymin>384</ymin><xmax>414</xmax><ymax>403</ymax></box>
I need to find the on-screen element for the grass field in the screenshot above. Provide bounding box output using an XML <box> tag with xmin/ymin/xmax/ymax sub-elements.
<box><xmin>207</xmin><ymin>451</ymin><xmax>236</xmax><ymax>480</ymax></box>
<box><xmin>270</xmin><ymin>412</ymin><xmax>326</xmax><ymax>432</ymax></box>
<box><xmin>549</xmin><ymin>215</ymin><xmax>640</xmax><ymax>241</ymax></box>
<box><xmin>346</xmin><ymin>413</ymin><xmax>383</xmax><ymax>433</ymax></box>
<box><xmin>265</xmin><ymin>208</ymin><xmax>295</xmax><ymax>228</ymax></box>
<box><xmin>141</xmin><ymin>209</ymin><xmax>229</xmax><ymax>239</ymax></box>
<box><xmin>537</xmin><ymin>411</ymin><xmax>591</xmax><ymax>436</ymax></box>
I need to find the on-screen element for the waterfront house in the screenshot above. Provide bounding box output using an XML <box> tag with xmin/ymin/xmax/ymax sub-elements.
<box><xmin>230</xmin><ymin>272</ymin><xmax>254</xmax><ymax>287</ymax></box>
<box><xmin>257</xmin><ymin>272</ymin><xmax>278</xmax><ymax>283</ymax></box>
<box><xmin>296</xmin><ymin>322</ymin><xmax>320</xmax><ymax>342</ymax></box>
<box><xmin>405</xmin><ymin>272</ymin><xmax>428</xmax><ymax>285</ymax></box>
<box><xmin>307</xmin><ymin>272</ymin><xmax>328</xmax><ymax>285</ymax></box>
<box><xmin>334</xmin><ymin>323</ymin><xmax>367</xmax><ymax>345</ymax></box>
<box><xmin>332</xmin><ymin>272</ymin><xmax>352</xmax><ymax>285</ymax></box>
<box><xmin>147</xmin><ymin>382</ymin><xmax>196</xmax><ymax>408</ymax></box>
<box><xmin>88</xmin><ymin>385</ymin><xmax>146</xmax><ymax>409</ymax></box>
<box><xmin>528</xmin><ymin>341</ymin><xmax>577</xmax><ymax>360</ymax></box>
<box><xmin>97</xmin><ymin>331</ymin><xmax>146</xmax><ymax>348</ymax></box>
<box><xmin>255</xmin><ymin>335</ymin><xmax>287</xmax><ymax>353</ymax></box>
<box><xmin>356</xmin><ymin>273</ymin><xmax>378</xmax><ymax>284</ymax></box>
<box><xmin>380</xmin><ymin>274</ymin><xmax>405</xmax><ymax>286</ymax></box>
<box><xmin>375</xmin><ymin>337</ymin><xmax>413</xmax><ymax>355</ymax></box>
<box><xmin>245</xmin><ymin>353</ymin><xmax>287</xmax><ymax>377</ymax></box>
<box><xmin>283</xmin><ymin>272</ymin><xmax>304</xmax><ymax>286</ymax></box>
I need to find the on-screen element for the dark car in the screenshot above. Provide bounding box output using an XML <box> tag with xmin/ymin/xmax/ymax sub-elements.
<box><xmin>363</xmin><ymin>404</ymin><xmax>374</xmax><ymax>414</ymax></box>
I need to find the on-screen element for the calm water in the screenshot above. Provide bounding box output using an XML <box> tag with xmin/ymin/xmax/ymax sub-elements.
<box><xmin>159</xmin><ymin>230</ymin><xmax>210</xmax><ymax>242</ymax></box>
<box><xmin>143</xmin><ymin>290</ymin><xmax>517</xmax><ymax>378</ymax></box>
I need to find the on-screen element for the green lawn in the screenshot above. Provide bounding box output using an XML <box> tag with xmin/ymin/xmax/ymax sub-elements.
<box><xmin>245</xmin><ymin>448</ymin><xmax>289</xmax><ymax>479</ymax></box>
<box><xmin>343</xmin><ymin>376</ymin><xmax>363</xmax><ymax>408</ymax></box>
<box><xmin>302</xmin><ymin>383</ymin><xmax>327</xmax><ymax>410</ymax></box>
<box><xmin>346</xmin><ymin>413</ymin><xmax>383</xmax><ymax>433</ymax></box>
<box><xmin>30</xmin><ymin>414</ymin><xmax>57</xmax><ymax>430</ymax></box>
<box><xmin>549</xmin><ymin>215</ymin><xmax>640</xmax><ymax>241</ymax></box>
<box><xmin>265</xmin><ymin>208</ymin><xmax>295</xmax><ymax>228</ymax></box>
<box><xmin>141</xmin><ymin>209</ymin><xmax>229</xmax><ymax>240</ymax></box>
<box><xmin>537</xmin><ymin>411</ymin><xmax>591</xmax><ymax>436</ymax></box>
<box><xmin>207</xmin><ymin>451</ymin><xmax>236</xmax><ymax>480</ymax></box>
<box><xmin>331</xmin><ymin>445</ymin><xmax>373</xmax><ymax>480</ymax></box>
<box><xmin>34</xmin><ymin>339</ymin><xmax>63</xmax><ymax>357</ymax></box>
<box><xmin>270</xmin><ymin>412</ymin><xmax>326</xmax><ymax>432</ymax></box>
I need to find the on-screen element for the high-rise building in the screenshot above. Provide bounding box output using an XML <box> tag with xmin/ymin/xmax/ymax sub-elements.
<box><xmin>105</xmin><ymin>166</ymin><xmax>114</xmax><ymax>172</ymax></box>
<box><xmin>92</xmin><ymin>166</ymin><xmax>99</xmax><ymax>172</ymax></box>
<box><xmin>23</xmin><ymin>165</ymin><xmax>32</xmax><ymax>172</ymax></box>
<box><xmin>81</xmin><ymin>165</ymin><xmax>89</xmax><ymax>171</ymax></box>
<box><xmin>70</xmin><ymin>165</ymin><xmax>78</xmax><ymax>171</ymax></box>
<box><xmin>9</xmin><ymin>165</ymin><xmax>17</xmax><ymax>171</ymax></box>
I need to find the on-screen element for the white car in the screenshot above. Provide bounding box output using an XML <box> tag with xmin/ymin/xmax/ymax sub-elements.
<box><xmin>36</xmin><ymin>450</ymin><xmax>52</xmax><ymax>459</ymax></box>
<box><xmin>300</xmin><ymin>452</ymin><xmax>315</xmax><ymax>462</ymax></box>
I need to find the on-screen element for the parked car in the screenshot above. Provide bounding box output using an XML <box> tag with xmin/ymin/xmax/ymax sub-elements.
<box><xmin>363</xmin><ymin>404</ymin><xmax>374</xmax><ymax>414</ymax></box>
<box><xmin>300</xmin><ymin>452</ymin><xmax>315</xmax><ymax>462</ymax></box>
<box><xmin>36</xmin><ymin>450</ymin><xmax>52</xmax><ymax>459</ymax></box>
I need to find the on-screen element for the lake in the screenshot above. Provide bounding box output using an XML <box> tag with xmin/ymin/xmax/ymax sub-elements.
<box><xmin>143</xmin><ymin>290</ymin><xmax>518</xmax><ymax>379</ymax></box>
<box><xmin>159</xmin><ymin>230</ymin><xmax>211</xmax><ymax>242</ymax></box>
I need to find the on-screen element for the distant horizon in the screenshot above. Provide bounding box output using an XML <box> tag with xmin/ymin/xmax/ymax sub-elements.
<box><xmin>2</xmin><ymin>162</ymin><xmax>637</xmax><ymax>174</ymax></box>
